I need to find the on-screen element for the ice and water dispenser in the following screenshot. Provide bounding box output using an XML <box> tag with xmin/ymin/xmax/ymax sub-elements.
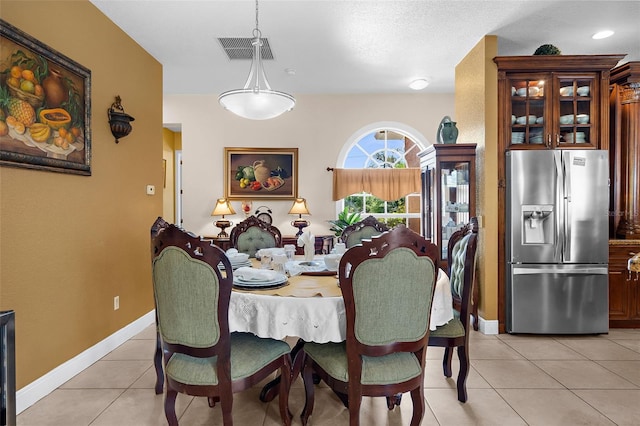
<box><xmin>521</xmin><ymin>204</ymin><xmax>554</xmax><ymax>244</ymax></box>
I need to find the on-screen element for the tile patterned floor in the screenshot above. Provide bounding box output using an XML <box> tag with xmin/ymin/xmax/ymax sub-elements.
<box><xmin>17</xmin><ymin>326</ymin><xmax>640</xmax><ymax>425</ymax></box>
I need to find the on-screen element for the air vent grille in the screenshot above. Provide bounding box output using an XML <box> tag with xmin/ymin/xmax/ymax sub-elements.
<box><xmin>218</xmin><ymin>37</ymin><xmax>274</xmax><ymax>60</ymax></box>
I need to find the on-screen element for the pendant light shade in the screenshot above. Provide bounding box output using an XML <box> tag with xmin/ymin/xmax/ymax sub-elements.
<box><xmin>218</xmin><ymin>1</ymin><xmax>295</xmax><ymax>120</ymax></box>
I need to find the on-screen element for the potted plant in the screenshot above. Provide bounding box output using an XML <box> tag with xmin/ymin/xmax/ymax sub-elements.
<box><xmin>328</xmin><ymin>208</ymin><xmax>362</xmax><ymax>239</ymax></box>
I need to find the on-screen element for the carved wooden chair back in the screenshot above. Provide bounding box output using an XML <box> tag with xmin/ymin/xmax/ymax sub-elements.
<box><xmin>229</xmin><ymin>215</ymin><xmax>282</xmax><ymax>257</ymax></box>
<box><xmin>340</xmin><ymin>215</ymin><xmax>390</xmax><ymax>248</ymax></box>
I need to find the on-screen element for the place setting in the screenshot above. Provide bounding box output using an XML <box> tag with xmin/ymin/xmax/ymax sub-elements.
<box><xmin>218</xmin><ymin>248</ymin><xmax>251</xmax><ymax>270</ymax></box>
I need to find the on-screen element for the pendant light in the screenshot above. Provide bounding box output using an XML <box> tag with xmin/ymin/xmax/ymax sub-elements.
<box><xmin>218</xmin><ymin>0</ymin><xmax>295</xmax><ymax>120</ymax></box>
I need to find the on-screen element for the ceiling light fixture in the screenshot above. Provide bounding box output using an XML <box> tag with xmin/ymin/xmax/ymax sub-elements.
<box><xmin>218</xmin><ymin>0</ymin><xmax>295</xmax><ymax>120</ymax></box>
<box><xmin>409</xmin><ymin>79</ymin><xmax>430</xmax><ymax>90</ymax></box>
<box><xmin>592</xmin><ymin>30</ymin><xmax>614</xmax><ymax>40</ymax></box>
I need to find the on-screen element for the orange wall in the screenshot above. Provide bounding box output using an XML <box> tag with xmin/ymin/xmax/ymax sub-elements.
<box><xmin>0</xmin><ymin>0</ymin><xmax>163</xmax><ymax>388</ymax></box>
<box><xmin>455</xmin><ymin>36</ymin><xmax>499</xmax><ymax>321</ymax></box>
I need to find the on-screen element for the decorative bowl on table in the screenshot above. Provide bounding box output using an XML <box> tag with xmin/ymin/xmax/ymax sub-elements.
<box><xmin>323</xmin><ymin>254</ymin><xmax>342</xmax><ymax>272</ymax></box>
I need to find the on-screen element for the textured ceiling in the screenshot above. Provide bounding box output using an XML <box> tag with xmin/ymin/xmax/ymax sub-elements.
<box><xmin>90</xmin><ymin>0</ymin><xmax>640</xmax><ymax>95</ymax></box>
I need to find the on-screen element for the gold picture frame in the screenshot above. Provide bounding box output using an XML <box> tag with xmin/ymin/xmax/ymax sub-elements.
<box><xmin>224</xmin><ymin>147</ymin><xmax>298</xmax><ymax>200</ymax></box>
<box><xmin>0</xmin><ymin>19</ymin><xmax>91</xmax><ymax>175</ymax></box>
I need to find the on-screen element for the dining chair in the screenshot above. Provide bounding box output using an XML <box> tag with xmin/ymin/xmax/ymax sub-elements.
<box><xmin>150</xmin><ymin>216</ymin><xmax>171</xmax><ymax>395</ymax></box>
<box><xmin>151</xmin><ymin>223</ymin><xmax>293</xmax><ymax>426</ymax></box>
<box><xmin>340</xmin><ymin>215</ymin><xmax>390</xmax><ymax>248</ymax></box>
<box><xmin>300</xmin><ymin>225</ymin><xmax>439</xmax><ymax>426</ymax></box>
<box><xmin>427</xmin><ymin>216</ymin><xmax>479</xmax><ymax>403</ymax></box>
<box><xmin>229</xmin><ymin>215</ymin><xmax>282</xmax><ymax>258</ymax></box>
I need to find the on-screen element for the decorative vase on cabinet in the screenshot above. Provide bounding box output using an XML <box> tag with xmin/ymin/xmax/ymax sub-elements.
<box><xmin>437</xmin><ymin>116</ymin><xmax>459</xmax><ymax>144</ymax></box>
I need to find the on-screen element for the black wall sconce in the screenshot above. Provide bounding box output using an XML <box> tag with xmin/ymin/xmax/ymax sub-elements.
<box><xmin>107</xmin><ymin>95</ymin><xmax>135</xmax><ymax>143</ymax></box>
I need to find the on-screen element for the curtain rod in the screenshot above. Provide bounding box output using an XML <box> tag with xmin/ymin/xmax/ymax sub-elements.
<box><xmin>326</xmin><ymin>167</ymin><xmax>334</xmax><ymax>171</ymax></box>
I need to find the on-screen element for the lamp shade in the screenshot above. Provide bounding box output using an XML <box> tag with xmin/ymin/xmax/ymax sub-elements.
<box><xmin>288</xmin><ymin>198</ymin><xmax>310</xmax><ymax>216</ymax></box>
<box><xmin>211</xmin><ymin>198</ymin><xmax>236</xmax><ymax>217</ymax></box>
<box><xmin>219</xmin><ymin>89</ymin><xmax>295</xmax><ymax>121</ymax></box>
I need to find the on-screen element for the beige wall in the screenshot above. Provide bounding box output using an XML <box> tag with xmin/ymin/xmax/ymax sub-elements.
<box><xmin>0</xmin><ymin>1</ymin><xmax>163</xmax><ymax>388</ymax></box>
<box><xmin>455</xmin><ymin>36</ymin><xmax>499</xmax><ymax>321</ymax></box>
<box><xmin>164</xmin><ymin>93</ymin><xmax>455</xmax><ymax>238</ymax></box>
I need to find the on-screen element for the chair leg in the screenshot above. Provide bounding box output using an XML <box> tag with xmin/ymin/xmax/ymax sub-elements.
<box><xmin>300</xmin><ymin>354</ymin><xmax>315</xmax><ymax>426</ymax></box>
<box><xmin>409</xmin><ymin>386</ymin><xmax>425</xmax><ymax>426</ymax></box>
<box><xmin>442</xmin><ymin>346</ymin><xmax>453</xmax><ymax>378</ymax></box>
<box><xmin>279</xmin><ymin>355</ymin><xmax>293</xmax><ymax>426</ymax></box>
<box><xmin>154</xmin><ymin>331</ymin><xmax>164</xmax><ymax>394</ymax></box>
<box><xmin>456</xmin><ymin>344</ymin><xmax>469</xmax><ymax>403</ymax></box>
<box><xmin>347</xmin><ymin>392</ymin><xmax>361</xmax><ymax>426</ymax></box>
<box><xmin>164</xmin><ymin>388</ymin><xmax>178</xmax><ymax>426</ymax></box>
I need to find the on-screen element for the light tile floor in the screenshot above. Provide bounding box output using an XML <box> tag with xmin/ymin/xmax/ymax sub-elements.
<box><xmin>17</xmin><ymin>326</ymin><xmax>640</xmax><ymax>425</ymax></box>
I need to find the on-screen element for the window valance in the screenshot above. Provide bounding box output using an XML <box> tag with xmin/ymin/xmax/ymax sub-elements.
<box><xmin>332</xmin><ymin>168</ymin><xmax>421</xmax><ymax>201</ymax></box>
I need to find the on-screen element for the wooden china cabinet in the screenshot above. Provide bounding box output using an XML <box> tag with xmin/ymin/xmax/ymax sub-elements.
<box><xmin>419</xmin><ymin>143</ymin><xmax>477</xmax><ymax>329</ymax></box>
<box><xmin>494</xmin><ymin>54</ymin><xmax>625</xmax><ymax>333</ymax></box>
<box><xmin>608</xmin><ymin>61</ymin><xmax>640</xmax><ymax>328</ymax></box>
<box><xmin>419</xmin><ymin>143</ymin><xmax>476</xmax><ymax>270</ymax></box>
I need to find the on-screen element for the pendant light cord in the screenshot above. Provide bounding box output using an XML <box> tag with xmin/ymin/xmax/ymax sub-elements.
<box><xmin>253</xmin><ymin>0</ymin><xmax>261</xmax><ymax>39</ymax></box>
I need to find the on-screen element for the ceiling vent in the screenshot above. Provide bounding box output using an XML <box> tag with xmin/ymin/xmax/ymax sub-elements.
<box><xmin>218</xmin><ymin>37</ymin><xmax>274</xmax><ymax>60</ymax></box>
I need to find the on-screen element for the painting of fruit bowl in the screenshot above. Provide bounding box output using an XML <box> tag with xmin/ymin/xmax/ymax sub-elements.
<box><xmin>0</xmin><ymin>19</ymin><xmax>91</xmax><ymax>175</ymax></box>
<box><xmin>225</xmin><ymin>147</ymin><xmax>298</xmax><ymax>200</ymax></box>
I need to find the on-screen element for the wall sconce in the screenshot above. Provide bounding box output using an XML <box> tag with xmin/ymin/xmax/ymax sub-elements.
<box><xmin>211</xmin><ymin>198</ymin><xmax>236</xmax><ymax>238</ymax></box>
<box><xmin>107</xmin><ymin>95</ymin><xmax>135</xmax><ymax>143</ymax></box>
<box><xmin>288</xmin><ymin>197</ymin><xmax>311</xmax><ymax>237</ymax></box>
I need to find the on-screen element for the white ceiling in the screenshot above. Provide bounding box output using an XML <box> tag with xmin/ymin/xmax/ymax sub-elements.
<box><xmin>91</xmin><ymin>0</ymin><xmax>639</xmax><ymax>96</ymax></box>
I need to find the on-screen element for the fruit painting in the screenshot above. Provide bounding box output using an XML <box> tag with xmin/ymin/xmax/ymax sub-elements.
<box><xmin>224</xmin><ymin>147</ymin><xmax>298</xmax><ymax>200</ymax></box>
<box><xmin>0</xmin><ymin>19</ymin><xmax>91</xmax><ymax>175</ymax></box>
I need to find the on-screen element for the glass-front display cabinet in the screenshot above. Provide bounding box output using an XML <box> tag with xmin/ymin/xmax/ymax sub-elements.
<box><xmin>419</xmin><ymin>143</ymin><xmax>476</xmax><ymax>269</ymax></box>
<box><xmin>494</xmin><ymin>55</ymin><xmax>625</xmax><ymax>151</ymax></box>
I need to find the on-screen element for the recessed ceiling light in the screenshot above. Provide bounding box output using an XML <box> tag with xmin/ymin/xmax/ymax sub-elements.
<box><xmin>592</xmin><ymin>30</ymin><xmax>614</xmax><ymax>40</ymax></box>
<box><xmin>409</xmin><ymin>79</ymin><xmax>429</xmax><ymax>90</ymax></box>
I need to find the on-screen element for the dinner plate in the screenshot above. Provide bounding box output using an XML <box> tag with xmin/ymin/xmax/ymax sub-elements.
<box><xmin>233</xmin><ymin>280</ymin><xmax>288</xmax><ymax>290</ymax></box>
<box><xmin>233</xmin><ymin>274</ymin><xmax>288</xmax><ymax>288</ymax></box>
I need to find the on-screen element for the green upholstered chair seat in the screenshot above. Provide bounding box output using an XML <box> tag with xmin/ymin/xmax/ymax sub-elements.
<box><xmin>236</xmin><ymin>226</ymin><xmax>277</xmax><ymax>258</ymax></box>
<box><xmin>165</xmin><ymin>332</ymin><xmax>290</xmax><ymax>386</ymax></box>
<box><xmin>303</xmin><ymin>342</ymin><xmax>422</xmax><ymax>386</ymax></box>
<box><xmin>430</xmin><ymin>318</ymin><xmax>465</xmax><ymax>339</ymax></box>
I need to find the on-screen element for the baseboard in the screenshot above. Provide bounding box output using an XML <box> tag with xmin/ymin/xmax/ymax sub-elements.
<box><xmin>478</xmin><ymin>317</ymin><xmax>499</xmax><ymax>335</ymax></box>
<box><xmin>16</xmin><ymin>310</ymin><xmax>155</xmax><ymax>414</ymax></box>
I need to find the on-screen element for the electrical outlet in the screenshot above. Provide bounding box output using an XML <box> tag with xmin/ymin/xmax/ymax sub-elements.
<box><xmin>114</xmin><ymin>296</ymin><xmax>120</xmax><ymax>310</ymax></box>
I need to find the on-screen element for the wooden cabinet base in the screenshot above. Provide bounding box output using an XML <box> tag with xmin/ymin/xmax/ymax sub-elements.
<box><xmin>609</xmin><ymin>241</ymin><xmax>640</xmax><ymax>328</ymax></box>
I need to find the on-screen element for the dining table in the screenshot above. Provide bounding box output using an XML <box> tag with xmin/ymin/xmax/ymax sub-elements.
<box><xmin>152</xmin><ymin>255</ymin><xmax>453</xmax><ymax>399</ymax></box>
<box><xmin>229</xmin><ymin>256</ymin><xmax>453</xmax><ymax>401</ymax></box>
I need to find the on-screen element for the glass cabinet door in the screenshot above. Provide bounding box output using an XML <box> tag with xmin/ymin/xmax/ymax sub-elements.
<box><xmin>555</xmin><ymin>74</ymin><xmax>597</xmax><ymax>147</ymax></box>
<box><xmin>440</xmin><ymin>160</ymin><xmax>471</xmax><ymax>261</ymax></box>
<box><xmin>508</xmin><ymin>74</ymin><xmax>548</xmax><ymax>147</ymax></box>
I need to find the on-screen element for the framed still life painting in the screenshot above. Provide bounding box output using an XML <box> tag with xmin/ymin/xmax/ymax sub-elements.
<box><xmin>0</xmin><ymin>19</ymin><xmax>91</xmax><ymax>175</ymax></box>
<box><xmin>224</xmin><ymin>147</ymin><xmax>298</xmax><ymax>200</ymax></box>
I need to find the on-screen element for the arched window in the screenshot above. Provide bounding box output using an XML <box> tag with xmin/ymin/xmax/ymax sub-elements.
<box><xmin>339</xmin><ymin>126</ymin><xmax>427</xmax><ymax>233</ymax></box>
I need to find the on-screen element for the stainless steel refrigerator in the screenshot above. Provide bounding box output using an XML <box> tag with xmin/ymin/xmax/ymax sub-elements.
<box><xmin>506</xmin><ymin>150</ymin><xmax>609</xmax><ymax>334</ymax></box>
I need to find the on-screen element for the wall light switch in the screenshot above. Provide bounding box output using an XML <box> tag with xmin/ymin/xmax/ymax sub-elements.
<box><xmin>146</xmin><ymin>185</ymin><xmax>155</xmax><ymax>195</ymax></box>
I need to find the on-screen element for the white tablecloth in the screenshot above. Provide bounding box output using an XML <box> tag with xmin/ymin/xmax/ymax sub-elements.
<box><xmin>229</xmin><ymin>266</ymin><xmax>453</xmax><ymax>343</ymax></box>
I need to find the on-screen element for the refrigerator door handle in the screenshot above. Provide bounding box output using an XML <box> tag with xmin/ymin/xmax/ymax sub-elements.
<box><xmin>554</xmin><ymin>152</ymin><xmax>563</xmax><ymax>260</ymax></box>
<box><xmin>513</xmin><ymin>267</ymin><xmax>608</xmax><ymax>275</ymax></box>
<box><xmin>563</xmin><ymin>152</ymin><xmax>571</xmax><ymax>260</ymax></box>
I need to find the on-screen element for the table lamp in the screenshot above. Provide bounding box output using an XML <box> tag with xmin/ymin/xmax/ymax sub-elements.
<box><xmin>289</xmin><ymin>197</ymin><xmax>311</xmax><ymax>237</ymax></box>
<box><xmin>211</xmin><ymin>198</ymin><xmax>236</xmax><ymax>238</ymax></box>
